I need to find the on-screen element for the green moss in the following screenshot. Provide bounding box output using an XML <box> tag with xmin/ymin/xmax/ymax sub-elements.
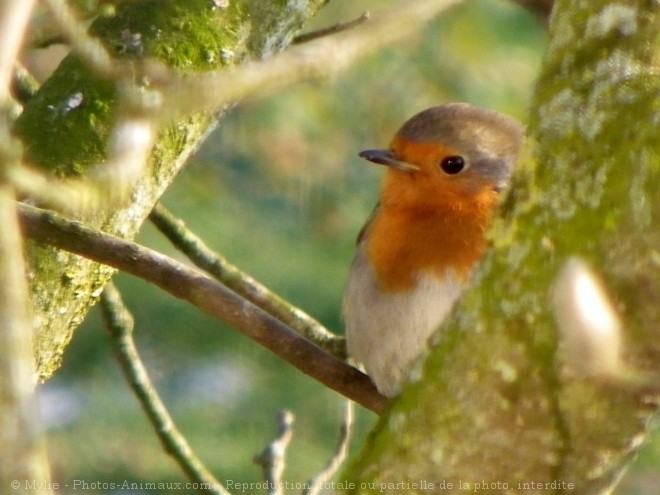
<box><xmin>13</xmin><ymin>56</ymin><xmax>114</xmax><ymax>176</ymax></box>
<box><xmin>14</xmin><ymin>0</ymin><xmax>247</xmax><ymax>177</ymax></box>
<box><xmin>92</xmin><ymin>0</ymin><xmax>248</xmax><ymax>70</ymax></box>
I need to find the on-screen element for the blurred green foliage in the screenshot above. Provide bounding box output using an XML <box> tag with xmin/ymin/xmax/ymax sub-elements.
<box><xmin>40</xmin><ymin>1</ymin><xmax>658</xmax><ymax>494</ymax></box>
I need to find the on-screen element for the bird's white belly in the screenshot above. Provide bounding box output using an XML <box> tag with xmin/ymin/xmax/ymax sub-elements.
<box><xmin>343</xmin><ymin>250</ymin><xmax>463</xmax><ymax>396</ymax></box>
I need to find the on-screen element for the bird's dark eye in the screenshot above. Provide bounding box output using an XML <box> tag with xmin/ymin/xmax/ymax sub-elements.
<box><xmin>439</xmin><ymin>156</ymin><xmax>466</xmax><ymax>175</ymax></box>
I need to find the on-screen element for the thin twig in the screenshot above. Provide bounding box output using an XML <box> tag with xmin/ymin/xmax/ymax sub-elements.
<box><xmin>18</xmin><ymin>203</ymin><xmax>387</xmax><ymax>414</ymax></box>
<box><xmin>149</xmin><ymin>203</ymin><xmax>346</xmax><ymax>360</ymax></box>
<box><xmin>42</xmin><ymin>0</ymin><xmax>120</xmax><ymax>80</ymax></box>
<box><xmin>293</xmin><ymin>12</ymin><xmax>370</xmax><ymax>44</ymax></box>
<box><xmin>254</xmin><ymin>410</ymin><xmax>295</xmax><ymax>495</ymax></box>
<box><xmin>9</xmin><ymin>115</ymin><xmax>154</xmax><ymax>215</ymax></box>
<box><xmin>100</xmin><ymin>283</ymin><xmax>230</xmax><ymax>495</ymax></box>
<box><xmin>303</xmin><ymin>401</ymin><xmax>354</xmax><ymax>495</ymax></box>
<box><xmin>11</xmin><ymin>62</ymin><xmax>40</xmax><ymax>104</ymax></box>
<box><xmin>159</xmin><ymin>0</ymin><xmax>464</xmax><ymax>121</ymax></box>
<box><xmin>0</xmin><ymin>0</ymin><xmax>36</xmax><ymax>101</ymax></box>
<box><xmin>39</xmin><ymin>0</ymin><xmax>465</xmax><ymax>125</ymax></box>
<box><xmin>42</xmin><ymin>0</ymin><xmax>171</xmax><ymax>84</ymax></box>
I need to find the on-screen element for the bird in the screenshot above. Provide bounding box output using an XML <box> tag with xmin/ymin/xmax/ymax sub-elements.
<box><xmin>343</xmin><ymin>103</ymin><xmax>524</xmax><ymax>397</ymax></box>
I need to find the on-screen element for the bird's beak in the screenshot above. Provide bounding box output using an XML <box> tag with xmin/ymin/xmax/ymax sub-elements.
<box><xmin>358</xmin><ymin>149</ymin><xmax>419</xmax><ymax>172</ymax></box>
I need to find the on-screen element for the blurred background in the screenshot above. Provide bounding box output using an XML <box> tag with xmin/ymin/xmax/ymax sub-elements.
<box><xmin>35</xmin><ymin>0</ymin><xmax>658</xmax><ymax>493</ymax></box>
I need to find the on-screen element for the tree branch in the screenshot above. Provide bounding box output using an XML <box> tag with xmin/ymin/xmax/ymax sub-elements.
<box><xmin>293</xmin><ymin>12</ymin><xmax>371</xmax><ymax>44</ymax></box>
<box><xmin>42</xmin><ymin>0</ymin><xmax>128</xmax><ymax>80</ymax></box>
<box><xmin>9</xmin><ymin>115</ymin><xmax>155</xmax><ymax>215</ymax></box>
<box><xmin>100</xmin><ymin>283</ymin><xmax>230</xmax><ymax>495</ymax></box>
<box><xmin>303</xmin><ymin>401</ymin><xmax>354</xmax><ymax>495</ymax></box>
<box><xmin>0</xmin><ymin>0</ymin><xmax>35</xmax><ymax>101</ymax></box>
<box><xmin>0</xmin><ymin>0</ymin><xmax>51</xmax><ymax>489</ymax></box>
<box><xmin>10</xmin><ymin>62</ymin><xmax>39</xmax><ymax>105</ymax></box>
<box><xmin>149</xmin><ymin>203</ymin><xmax>346</xmax><ymax>360</ymax></box>
<box><xmin>253</xmin><ymin>410</ymin><xmax>294</xmax><ymax>495</ymax></box>
<box><xmin>18</xmin><ymin>203</ymin><xmax>387</xmax><ymax>414</ymax></box>
<box><xmin>159</xmin><ymin>0</ymin><xmax>465</xmax><ymax>121</ymax></box>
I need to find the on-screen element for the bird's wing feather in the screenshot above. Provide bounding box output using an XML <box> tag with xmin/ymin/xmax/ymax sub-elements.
<box><xmin>357</xmin><ymin>202</ymin><xmax>381</xmax><ymax>245</ymax></box>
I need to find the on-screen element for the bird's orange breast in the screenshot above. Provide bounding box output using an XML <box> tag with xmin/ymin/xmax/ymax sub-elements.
<box><xmin>364</xmin><ymin>186</ymin><xmax>498</xmax><ymax>292</ymax></box>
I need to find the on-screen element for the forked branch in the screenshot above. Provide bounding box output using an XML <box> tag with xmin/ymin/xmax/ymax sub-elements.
<box><xmin>19</xmin><ymin>203</ymin><xmax>386</xmax><ymax>414</ymax></box>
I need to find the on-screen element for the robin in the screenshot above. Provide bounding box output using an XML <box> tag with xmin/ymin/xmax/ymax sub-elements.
<box><xmin>343</xmin><ymin>103</ymin><xmax>524</xmax><ymax>397</ymax></box>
